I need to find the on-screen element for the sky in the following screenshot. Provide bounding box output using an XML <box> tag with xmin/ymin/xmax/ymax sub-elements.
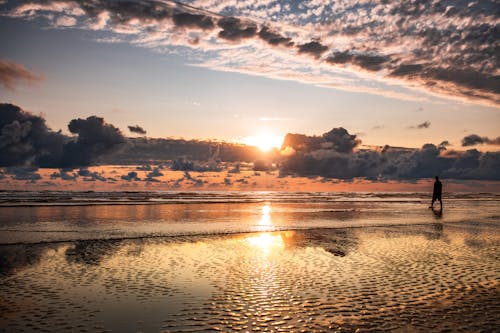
<box><xmin>0</xmin><ymin>0</ymin><xmax>499</xmax><ymax>190</ymax></box>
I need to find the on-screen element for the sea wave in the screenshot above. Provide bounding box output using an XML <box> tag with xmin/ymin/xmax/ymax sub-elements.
<box><xmin>0</xmin><ymin>190</ymin><xmax>498</xmax><ymax>207</ymax></box>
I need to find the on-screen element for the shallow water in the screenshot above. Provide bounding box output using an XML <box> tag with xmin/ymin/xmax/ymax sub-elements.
<box><xmin>0</xmin><ymin>222</ymin><xmax>499</xmax><ymax>332</ymax></box>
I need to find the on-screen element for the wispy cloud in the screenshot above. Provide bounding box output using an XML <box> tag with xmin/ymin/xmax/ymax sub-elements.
<box><xmin>3</xmin><ymin>0</ymin><xmax>499</xmax><ymax>105</ymax></box>
<box><xmin>0</xmin><ymin>59</ymin><xmax>43</xmax><ymax>89</ymax></box>
<box><xmin>409</xmin><ymin>121</ymin><xmax>431</xmax><ymax>130</ymax></box>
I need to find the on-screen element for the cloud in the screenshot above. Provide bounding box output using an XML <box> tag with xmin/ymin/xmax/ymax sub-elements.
<box><xmin>297</xmin><ymin>41</ymin><xmax>328</xmax><ymax>58</ymax></box>
<box><xmin>438</xmin><ymin>140</ymin><xmax>451</xmax><ymax>149</ymax></box>
<box><xmin>0</xmin><ymin>59</ymin><xmax>42</xmax><ymax>90</ymax></box>
<box><xmin>144</xmin><ymin>167</ymin><xmax>163</xmax><ymax>182</ymax></box>
<box><xmin>7</xmin><ymin>0</ymin><xmax>499</xmax><ymax>104</ymax></box>
<box><xmin>326</xmin><ymin>52</ymin><xmax>389</xmax><ymax>71</ymax></box>
<box><xmin>172</xmin><ymin>12</ymin><xmax>215</xmax><ymax>30</ymax></box>
<box><xmin>3</xmin><ymin>103</ymin><xmax>499</xmax><ymax>182</ymax></box>
<box><xmin>50</xmin><ymin>169</ymin><xmax>78</xmax><ymax>180</ymax></box>
<box><xmin>78</xmin><ymin>168</ymin><xmax>106</xmax><ymax>181</ymax></box>
<box><xmin>217</xmin><ymin>17</ymin><xmax>257</xmax><ymax>41</ymax></box>
<box><xmin>0</xmin><ymin>103</ymin><xmax>66</xmax><ymax>167</ymax></box>
<box><xmin>409</xmin><ymin>121</ymin><xmax>431</xmax><ymax>129</ymax></box>
<box><xmin>322</xmin><ymin>128</ymin><xmax>361</xmax><ymax>153</ymax></box>
<box><xmin>258</xmin><ymin>26</ymin><xmax>293</xmax><ymax>47</ymax></box>
<box><xmin>0</xmin><ymin>103</ymin><xmax>125</xmax><ymax>168</ymax></box>
<box><xmin>279</xmin><ymin>128</ymin><xmax>500</xmax><ymax>180</ymax></box>
<box><xmin>55</xmin><ymin>15</ymin><xmax>77</xmax><ymax>26</ymax></box>
<box><xmin>4</xmin><ymin>166</ymin><xmax>41</xmax><ymax>182</ymax></box>
<box><xmin>170</xmin><ymin>158</ymin><xmax>223</xmax><ymax>172</ymax></box>
<box><xmin>62</xmin><ymin>116</ymin><xmax>125</xmax><ymax>167</ymax></box>
<box><xmin>128</xmin><ymin>125</ymin><xmax>146</xmax><ymax>135</ymax></box>
<box><xmin>281</xmin><ymin>127</ymin><xmax>360</xmax><ymax>154</ymax></box>
<box><xmin>461</xmin><ymin>134</ymin><xmax>500</xmax><ymax>147</ymax></box>
<box><xmin>121</xmin><ymin>171</ymin><xmax>140</xmax><ymax>181</ymax></box>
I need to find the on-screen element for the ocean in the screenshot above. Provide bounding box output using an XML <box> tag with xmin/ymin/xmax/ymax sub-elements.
<box><xmin>1</xmin><ymin>191</ymin><xmax>498</xmax><ymax>244</ymax></box>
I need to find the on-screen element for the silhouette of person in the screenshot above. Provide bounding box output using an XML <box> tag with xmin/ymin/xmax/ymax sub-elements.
<box><xmin>430</xmin><ymin>176</ymin><xmax>442</xmax><ymax>210</ymax></box>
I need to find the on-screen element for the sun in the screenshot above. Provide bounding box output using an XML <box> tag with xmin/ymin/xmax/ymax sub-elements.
<box><xmin>243</xmin><ymin>133</ymin><xmax>284</xmax><ymax>152</ymax></box>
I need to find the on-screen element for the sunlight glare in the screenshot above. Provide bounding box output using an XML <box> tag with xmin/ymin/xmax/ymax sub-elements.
<box><xmin>246</xmin><ymin>233</ymin><xmax>284</xmax><ymax>253</ymax></box>
<box><xmin>258</xmin><ymin>204</ymin><xmax>272</xmax><ymax>228</ymax></box>
<box><xmin>243</xmin><ymin>133</ymin><xmax>284</xmax><ymax>152</ymax></box>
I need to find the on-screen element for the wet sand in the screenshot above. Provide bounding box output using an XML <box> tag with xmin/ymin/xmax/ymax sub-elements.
<box><xmin>0</xmin><ymin>220</ymin><xmax>499</xmax><ymax>332</ymax></box>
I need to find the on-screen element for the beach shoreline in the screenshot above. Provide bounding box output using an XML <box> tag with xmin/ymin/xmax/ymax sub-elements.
<box><xmin>1</xmin><ymin>220</ymin><xmax>499</xmax><ymax>332</ymax></box>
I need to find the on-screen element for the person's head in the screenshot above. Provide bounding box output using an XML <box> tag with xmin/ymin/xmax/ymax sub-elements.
<box><xmin>435</xmin><ymin>176</ymin><xmax>439</xmax><ymax>181</ymax></box>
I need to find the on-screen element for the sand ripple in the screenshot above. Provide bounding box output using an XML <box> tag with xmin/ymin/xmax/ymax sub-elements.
<box><xmin>0</xmin><ymin>222</ymin><xmax>499</xmax><ymax>332</ymax></box>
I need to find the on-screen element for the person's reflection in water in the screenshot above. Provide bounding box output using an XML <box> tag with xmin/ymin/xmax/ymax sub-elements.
<box><xmin>429</xmin><ymin>176</ymin><xmax>443</xmax><ymax>211</ymax></box>
<box><xmin>432</xmin><ymin>207</ymin><xmax>443</xmax><ymax>219</ymax></box>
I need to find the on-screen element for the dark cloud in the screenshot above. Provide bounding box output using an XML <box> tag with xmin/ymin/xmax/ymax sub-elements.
<box><xmin>0</xmin><ymin>103</ymin><xmax>66</xmax><ymax>167</ymax></box>
<box><xmin>78</xmin><ymin>168</ymin><xmax>106</xmax><ymax>181</ymax></box>
<box><xmin>442</xmin><ymin>149</ymin><xmax>500</xmax><ymax>180</ymax></box>
<box><xmin>258</xmin><ymin>26</ymin><xmax>293</xmax><ymax>47</ymax></box>
<box><xmin>279</xmin><ymin>128</ymin><xmax>500</xmax><ymax>180</ymax></box>
<box><xmin>128</xmin><ymin>125</ymin><xmax>146</xmax><ymax>135</ymax></box>
<box><xmin>410</xmin><ymin>121</ymin><xmax>431</xmax><ymax>129</ymax></box>
<box><xmin>4</xmin><ymin>166</ymin><xmax>41</xmax><ymax>182</ymax></box>
<box><xmin>173</xmin><ymin>12</ymin><xmax>214</xmax><ymax>30</ymax></box>
<box><xmin>77</xmin><ymin>0</ymin><xmax>174</xmax><ymax>25</ymax></box>
<box><xmin>281</xmin><ymin>127</ymin><xmax>360</xmax><ymax>154</ymax></box>
<box><xmin>438</xmin><ymin>141</ymin><xmax>451</xmax><ymax>149</ymax></box>
<box><xmin>297</xmin><ymin>41</ymin><xmax>328</xmax><ymax>58</ymax></box>
<box><xmin>420</xmin><ymin>68</ymin><xmax>500</xmax><ymax>101</ymax></box>
<box><xmin>50</xmin><ymin>169</ymin><xmax>78</xmax><ymax>180</ymax></box>
<box><xmin>462</xmin><ymin>134</ymin><xmax>487</xmax><ymax>146</ymax></box>
<box><xmin>322</xmin><ymin>128</ymin><xmax>360</xmax><ymax>153</ymax></box>
<box><xmin>121</xmin><ymin>171</ymin><xmax>140</xmax><ymax>181</ymax></box>
<box><xmin>218</xmin><ymin>17</ymin><xmax>257</xmax><ymax>41</ymax></box>
<box><xmin>0</xmin><ymin>104</ymin><xmax>126</xmax><ymax>168</ymax></box>
<box><xmin>326</xmin><ymin>52</ymin><xmax>389</xmax><ymax>71</ymax></box>
<box><xmin>353</xmin><ymin>54</ymin><xmax>389</xmax><ymax>71</ymax></box>
<box><xmin>326</xmin><ymin>51</ymin><xmax>352</xmax><ymax>64</ymax></box>
<box><xmin>145</xmin><ymin>167</ymin><xmax>163</xmax><ymax>182</ymax></box>
<box><xmin>62</xmin><ymin>116</ymin><xmax>125</xmax><ymax>167</ymax></box>
<box><xmin>0</xmin><ymin>59</ymin><xmax>42</xmax><ymax>89</ymax></box>
<box><xmin>281</xmin><ymin>133</ymin><xmax>323</xmax><ymax>153</ymax></box>
<box><xmin>389</xmin><ymin>64</ymin><xmax>424</xmax><ymax>77</ymax></box>
<box><xmin>461</xmin><ymin>134</ymin><xmax>500</xmax><ymax>147</ymax></box>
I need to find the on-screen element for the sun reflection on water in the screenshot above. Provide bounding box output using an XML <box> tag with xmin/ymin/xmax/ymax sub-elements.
<box><xmin>257</xmin><ymin>204</ymin><xmax>273</xmax><ymax>231</ymax></box>
<box><xmin>245</xmin><ymin>233</ymin><xmax>285</xmax><ymax>254</ymax></box>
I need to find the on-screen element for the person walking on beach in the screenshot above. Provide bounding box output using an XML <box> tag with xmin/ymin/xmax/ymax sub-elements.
<box><xmin>430</xmin><ymin>176</ymin><xmax>442</xmax><ymax>210</ymax></box>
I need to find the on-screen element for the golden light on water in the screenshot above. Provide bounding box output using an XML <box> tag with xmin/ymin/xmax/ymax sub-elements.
<box><xmin>245</xmin><ymin>204</ymin><xmax>283</xmax><ymax>252</ymax></box>
<box><xmin>245</xmin><ymin>233</ymin><xmax>284</xmax><ymax>253</ymax></box>
<box><xmin>261</xmin><ymin>204</ymin><xmax>271</xmax><ymax>216</ymax></box>
<box><xmin>257</xmin><ymin>204</ymin><xmax>272</xmax><ymax>230</ymax></box>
